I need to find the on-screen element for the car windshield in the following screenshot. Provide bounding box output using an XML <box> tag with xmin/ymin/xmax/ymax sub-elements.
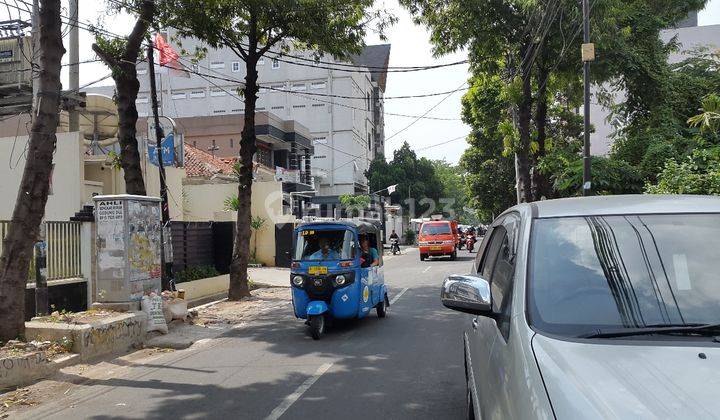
<box><xmin>294</xmin><ymin>228</ymin><xmax>354</xmax><ymax>261</ymax></box>
<box><xmin>528</xmin><ymin>214</ymin><xmax>720</xmax><ymax>338</ymax></box>
<box><xmin>422</xmin><ymin>224</ymin><xmax>451</xmax><ymax>235</ymax></box>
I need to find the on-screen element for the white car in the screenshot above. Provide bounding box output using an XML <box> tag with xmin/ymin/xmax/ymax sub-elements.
<box><xmin>441</xmin><ymin>195</ymin><xmax>720</xmax><ymax>419</ymax></box>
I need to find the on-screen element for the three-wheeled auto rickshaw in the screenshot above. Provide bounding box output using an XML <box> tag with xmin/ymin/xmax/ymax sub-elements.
<box><xmin>290</xmin><ymin>220</ymin><xmax>389</xmax><ymax>339</ymax></box>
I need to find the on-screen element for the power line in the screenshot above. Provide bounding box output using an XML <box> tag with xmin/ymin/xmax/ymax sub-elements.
<box><xmin>384</xmin><ymin>80</ymin><xmax>467</xmax><ymax>142</ymax></box>
<box><xmin>415</xmin><ymin>134</ymin><xmax>469</xmax><ymax>152</ymax></box>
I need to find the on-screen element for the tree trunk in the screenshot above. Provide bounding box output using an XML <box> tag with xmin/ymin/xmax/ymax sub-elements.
<box><xmin>91</xmin><ymin>0</ymin><xmax>154</xmax><ymax>195</ymax></box>
<box><xmin>0</xmin><ymin>0</ymin><xmax>65</xmax><ymax>341</ymax></box>
<box><xmin>228</xmin><ymin>46</ymin><xmax>259</xmax><ymax>301</ymax></box>
<box><xmin>517</xmin><ymin>59</ymin><xmax>534</xmax><ymax>203</ymax></box>
<box><xmin>533</xmin><ymin>65</ymin><xmax>550</xmax><ymax>200</ymax></box>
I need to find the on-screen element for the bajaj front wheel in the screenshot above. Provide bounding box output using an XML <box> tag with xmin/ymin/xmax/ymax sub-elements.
<box><xmin>377</xmin><ymin>295</ymin><xmax>387</xmax><ymax>318</ymax></box>
<box><xmin>309</xmin><ymin>315</ymin><xmax>325</xmax><ymax>340</ymax></box>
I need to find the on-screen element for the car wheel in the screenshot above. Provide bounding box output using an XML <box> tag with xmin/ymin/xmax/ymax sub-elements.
<box><xmin>420</xmin><ymin>253</ymin><xmax>427</xmax><ymax>261</ymax></box>
<box><xmin>376</xmin><ymin>295</ymin><xmax>387</xmax><ymax>318</ymax></box>
<box><xmin>466</xmin><ymin>378</ymin><xmax>476</xmax><ymax>420</ymax></box>
<box><xmin>309</xmin><ymin>315</ymin><xmax>325</xmax><ymax>340</ymax></box>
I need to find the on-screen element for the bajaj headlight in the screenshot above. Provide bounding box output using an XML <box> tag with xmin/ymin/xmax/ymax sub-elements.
<box><xmin>334</xmin><ymin>275</ymin><xmax>346</xmax><ymax>287</ymax></box>
<box><xmin>292</xmin><ymin>275</ymin><xmax>304</xmax><ymax>287</ymax></box>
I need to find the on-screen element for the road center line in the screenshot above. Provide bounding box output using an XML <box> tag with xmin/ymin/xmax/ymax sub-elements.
<box><xmin>390</xmin><ymin>287</ymin><xmax>409</xmax><ymax>305</ymax></box>
<box><xmin>422</xmin><ymin>266</ymin><xmax>432</xmax><ymax>273</ymax></box>
<box><xmin>265</xmin><ymin>362</ymin><xmax>333</xmax><ymax>420</ymax></box>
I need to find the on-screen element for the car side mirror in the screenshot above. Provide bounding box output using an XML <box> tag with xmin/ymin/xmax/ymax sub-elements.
<box><xmin>441</xmin><ymin>275</ymin><xmax>493</xmax><ymax>317</ymax></box>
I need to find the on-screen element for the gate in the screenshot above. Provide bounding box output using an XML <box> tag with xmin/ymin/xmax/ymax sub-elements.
<box><xmin>274</xmin><ymin>223</ymin><xmax>294</xmax><ymax>268</ymax></box>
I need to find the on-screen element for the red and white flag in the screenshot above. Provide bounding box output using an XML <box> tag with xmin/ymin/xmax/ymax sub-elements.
<box><xmin>154</xmin><ymin>33</ymin><xmax>189</xmax><ymax>78</ymax></box>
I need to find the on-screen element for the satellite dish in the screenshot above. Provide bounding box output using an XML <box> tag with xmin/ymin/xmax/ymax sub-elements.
<box><xmin>59</xmin><ymin>93</ymin><xmax>119</xmax><ymax>147</ymax></box>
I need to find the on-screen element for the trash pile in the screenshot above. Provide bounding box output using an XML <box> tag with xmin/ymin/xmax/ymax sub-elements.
<box><xmin>141</xmin><ymin>291</ymin><xmax>189</xmax><ymax>335</ymax></box>
<box><xmin>0</xmin><ymin>338</ymin><xmax>72</xmax><ymax>359</ymax></box>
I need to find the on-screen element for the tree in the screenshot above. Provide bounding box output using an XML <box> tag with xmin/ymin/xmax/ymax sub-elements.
<box><xmin>367</xmin><ymin>143</ymin><xmax>443</xmax><ymax>218</ymax></box>
<box><xmin>161</xmin><ymin>0</ymin><xmax>392</xmax><ymax>300</ymax></box>
<box><xmin>459</xmin><ymin>74</ymin><xmax>516</xmax><ymax>222</ymax></box>
<box><xmin>430</xmin><ymin>160</ymin><xmax>474</xmax><ymax>223</ymax></box>
<box><xmin>92</xmin><ymin>0</ymin><xmax>156</xmax><ymax>195</ymax></box>
<box><xmin>0</xmin><ymin>0</ymin><xmax>65</xmax><ymax>341</ymax></box>
<box><xmin>339</xmin><ymin>194</ymin><xmax>371</xmax><ymax>217</ymax></box>
<box><xmin>402</xmin><ymin>0</ymin><xmax>708</xmax><ymax>202</ymax></box>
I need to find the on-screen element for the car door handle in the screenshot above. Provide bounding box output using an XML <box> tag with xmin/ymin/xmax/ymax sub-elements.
<box><xmin>472</xmin><ymin>317</ymin><xmax>478</xmax><ymax>330</ymax></box>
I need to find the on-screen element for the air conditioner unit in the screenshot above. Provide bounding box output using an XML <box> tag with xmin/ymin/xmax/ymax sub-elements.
<box><xmin>0</xmin><ymin>37</ymin><xmax>32</xmax><ymax>88</ymax></box>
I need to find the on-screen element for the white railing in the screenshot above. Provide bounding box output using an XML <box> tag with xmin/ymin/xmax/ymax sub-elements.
<box><xmin>0</xmin><ymin>220</ymin><xmax>82</xmax><ymax>282</ymax></box>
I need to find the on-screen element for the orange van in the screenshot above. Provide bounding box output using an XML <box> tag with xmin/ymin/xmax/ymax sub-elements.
<box><xmin>418</xmin><ymin>220</ymin><xmax>458</xmax><ymax>261</ymax></box>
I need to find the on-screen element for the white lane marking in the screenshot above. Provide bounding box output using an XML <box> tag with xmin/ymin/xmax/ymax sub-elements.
<box><xmin>265</xmin><ymin>362</ymin><xmax>334</xmax><ymax>420</ymax></box>
<box><xmin>390</xmin><ymin>287</ymin><xmax>409</xmax><ymax>305</ymax></box>
<box><xmin>422</xmin><ymin>266</ymin><xmax>432</xmax><ymax>273</ymax></box>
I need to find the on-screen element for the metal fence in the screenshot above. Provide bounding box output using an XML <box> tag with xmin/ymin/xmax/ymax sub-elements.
<box><xmin>0</xmin><ymin>220</ymin><xmax>82</xmax><ymax>282</ymax></box>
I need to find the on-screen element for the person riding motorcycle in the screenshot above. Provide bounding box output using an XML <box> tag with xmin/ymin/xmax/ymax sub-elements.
<box><xmin>389</xmin><ymin>230</ymin><xmax>401</xmax><ymax>255</ymax></box>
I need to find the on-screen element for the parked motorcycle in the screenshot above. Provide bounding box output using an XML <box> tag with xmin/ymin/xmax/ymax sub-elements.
<box><xmin>390</xmin><ymin>238</ymin><xmax>400</xmax><ymax>255</ymax></box>
<box><xmin>466</xmin><ymin>233</ymin><xmax>476</xmax><ymax>253</ymax></box>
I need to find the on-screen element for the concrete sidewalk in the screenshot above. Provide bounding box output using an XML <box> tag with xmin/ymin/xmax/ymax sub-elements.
<box><xmin>249</xmin><ymin>267</ymin><xmax>290</xmax><ymax>287</ymax></box>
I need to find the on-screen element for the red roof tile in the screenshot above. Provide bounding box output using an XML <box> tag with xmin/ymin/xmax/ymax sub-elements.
<box><xmin>184</xmin><ymin>143</ymin><xmax>236</xmax><ymax>178</ymax></box>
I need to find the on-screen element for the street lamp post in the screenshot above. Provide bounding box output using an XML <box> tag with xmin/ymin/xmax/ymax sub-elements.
<box><xmin>581</xmin><ymin>0</ymin><xmax>594</xmax><ymax>196</ymax></box>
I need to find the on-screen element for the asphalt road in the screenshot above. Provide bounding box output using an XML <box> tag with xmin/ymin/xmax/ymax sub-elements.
<box><xmin>20</xmin><ymin>247</ymin><xmax>477</xmax><ymax>420</ymax></box>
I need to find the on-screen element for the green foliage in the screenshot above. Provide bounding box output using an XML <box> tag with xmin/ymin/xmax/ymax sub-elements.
<box><xmin>430</xmin><ymin>159</ymin><xmax>474</xmax><ymax>223</ymax></box>
<box><xmin>339</xmin><ymin>194</ymin><xmax>371</xmax><ymax>216</ymax></box>
<box><xmin>403</xmin><ymin>229</ymin><xmax>416</xmax><ymax>245</ymax></box>
<box><xmin>645</xmin><ymin>143</ymin><xmax>720</xmax><ymax>195</ymax></box>
<box><xmin>250</xmin><ymin>216</ymin><xmax>266</xmax><ymax>231</ymax></box>
<box><xmin>175</xmin><ymin>265</ymin><xmax>220</xmax><ymax>283</ymax></box>
<box><xmin>688</xmin><ymin>93</ymin><xmax>720</xmax><ymax>135</ymax></box>
<box><xmin>366</xmin><ymin>143</ymin><xmax>445</xmax><ymax>217</ymax></box>
<box><xmin>542</xmin><ymin>155</ymin><xmax>643</xmax><ymax>197</ymax></box>
<box><xmin>106</xmin><ymin>151</ymin><xmax>123</xmax><ymax>170</ymax></box>
<box><xmin>223</xmin><ymin>196</ymin><xmax>239</xmax><ymax>211</ymax></box>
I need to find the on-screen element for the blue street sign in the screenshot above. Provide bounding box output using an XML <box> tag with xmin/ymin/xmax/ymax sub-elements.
<box><xmin>148</xmin><ymin>133</ymin><xmax>175</xmax><ymax>167</ymax></box>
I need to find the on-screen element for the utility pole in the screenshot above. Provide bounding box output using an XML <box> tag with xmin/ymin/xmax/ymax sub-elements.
<box><xmin>31</xmin><ymin>0</ymin><xmax>39</xmax><ymax>105</ymax></box>
<box><xmin>147</xmin><ymin>41</ymin><xmax>174</xmax><ymax>291</ymax></box>
<box><xmin>68</xmin><ymin>0</ymin><xmax>79</xmax><ymax>131</ymax></box>
<box><xmin>581</xmin><ymin>0</ymin><xmax>594</xmax><ymax>196</ymax></box>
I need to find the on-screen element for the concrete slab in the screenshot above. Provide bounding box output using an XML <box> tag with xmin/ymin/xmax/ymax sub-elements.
<box><xmin>0</xmin><ymin>353</ymin><xmax>79</xmax><ymax>390</ymax></box>
<box><xmin>25</xmin><ymin>312</ymin><xmax>147</xmax><ymax>361</ymax></box>
<box><xmin>247</xmin><ymin>267</ymin><xmax>290</xmax><ymax>288</ymax></box>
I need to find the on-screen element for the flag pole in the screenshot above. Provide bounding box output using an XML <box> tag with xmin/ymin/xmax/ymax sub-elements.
<box><xmin>148</xmin><ymin>37</ymin><xmax>174</xmax><ymax>291</ymax></box>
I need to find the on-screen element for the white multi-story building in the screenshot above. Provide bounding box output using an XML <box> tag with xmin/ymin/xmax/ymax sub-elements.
<box><xmin>130</xmin><ymin>34</ymin><xmax>390</xmax><ymax>196</ymax></box>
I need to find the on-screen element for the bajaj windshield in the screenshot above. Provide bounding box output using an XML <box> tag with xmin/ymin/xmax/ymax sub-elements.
<box><xmin>295</xmin><ymin>229</ymin><xmax>354</xmax><ymax>261</ymax></box>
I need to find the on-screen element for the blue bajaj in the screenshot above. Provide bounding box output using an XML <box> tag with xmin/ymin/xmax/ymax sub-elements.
<box><xmin>291</xmin><ymin>220</ymin><xmax>389</xmax><ymax>340</ymax></box>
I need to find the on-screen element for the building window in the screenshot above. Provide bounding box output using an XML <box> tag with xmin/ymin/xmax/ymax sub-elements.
<box><xmin>193</xmin><ymin>141</ymin><xmax>197</xmax><ymax>147</ymax></box>
<box><xmin>293</xmin><ymin>104</ymin><xmax>306</xmax><ymax>109</ymax></box>
<box><xmin>189</xmin><ymin>90</ymin><xmax>205</xmax><ymax>99</ymax></box>
<box><xmin>314</xmin><ymin>136</ymin><xmax>327</xmax><ymax>145</ymax></box>
<box><xmin>255</xmin><ymin>146</ymin><xmax>272</xmax><ymax>167</ymax></box>
<box><xmin>312</xmin><ymin>155</ymin><xmax>327</xmax><ymax>159</ymax></box>
<box><xmin>213</xmin><ymin>109</ymin><xmax>226</xmax><ymax>114</ymax></box>
<box><xmin>311</xmin><ymin>103</ymin><xmax>325</xmax><ymax>108</ymax></box>
<box><xmin>291</xmin><ymin>83</ymin><xmax>306</xmax><ymax>91</ymax></box>
<box><xmin>257</xmin><ymin>107</ymin><xmax>266</xmax><ymax>111</ymax></box>
<box><xmin>136</xmin><ymin>96</ymin><xmax>149</xmax><ymax>104</ymax></box>
<box><xmin>367</xmin><ymin>93</ymin><xmax>371</xmax><ymax>110</ymax></box>
<box><xmin>258</xmin><ymin>58</ymin><xmax>265</xmax><ymax>66</ymax></box>
<box><xmin>210</xmin><ymin>88</ymin><xmax>226</xmax><ymax>97</ymax></box>
<box><xmin>171</xmin><ymin>91</ymin><xmax>186</xmax><ymax>100</ymax></box>
<box><xmin>271</xmin><ymin>105</ymin><xmax>285</xmax><ymax>111</ymax></box>
<box><xmin>137</xmin><ymin>68</ymin><xmax>147</xmax><ymax>75</ymax></box>
<box><xmin>368</xmin><ymin>133</ymin><xmax>371</xmax><ymax>151</ymax></box>
<box><xmin>231</xmin><ymin>108</ymin><xmax>244</xmax><ymax>113</ymax></box>
<box><xmin>311</xmin><ymin>81</ymin><xmax>326</xmax><ymax>90</ymax></box>
<box><xmin>210</xmin><ymin>61</ymin><xmax>225</xmax><ymax>69</ymax></box>
<box><xmin>230</xmin><ymin>138</ymin><xmax>234</xmax><ymax>148</ymax></box>
<box><xmin>271</xmin><ymin>58</ymin><xmax>279</xmax><ymax>69</ymax></box>
<box><xmin>231</xmin><ymin>61</ymin><xmax>240</xmax><ymax>72</ymax></box>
